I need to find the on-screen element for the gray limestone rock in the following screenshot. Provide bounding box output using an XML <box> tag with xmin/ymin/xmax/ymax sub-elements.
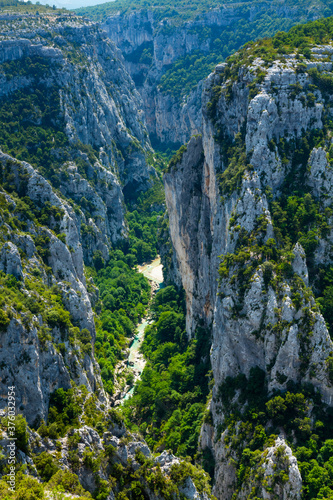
<box><xmin>103</xmin><ymin>4</ymin><xmax>326</xmax><ymax>145</ymax></box>
<box><xmin>292</xmin><ymin>243</ymin><xmax>309</xmax><ymax>286</ymax></box>
<box><xmin>0</xmin><ymin>317</ymin><xmax>72</xmax><ymax>427</ymax></box>
<box><xmin>237</xmin><ymin>437</ymin><xmax>302</xmax><ymax>500</ymax></box>
<box><xmin>0</xmin><ymin>152</ymin><xmax>108</xmax><ymax>425</ymax></box>
<box><xmin>0</xmin><ymin>242</ymin><xmax>23</xmax><ymax>279</ymax></box>
<box><xmin>164</xmin><ymin>48</ymin><xmax>333</xmax><ymax>499</ymax></box>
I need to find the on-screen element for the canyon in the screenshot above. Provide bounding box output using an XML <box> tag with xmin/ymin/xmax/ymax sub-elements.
<box><xmin>2</xmin><ymin>2</ymin><xmax>333</xmax><ymax>499</ymax></box>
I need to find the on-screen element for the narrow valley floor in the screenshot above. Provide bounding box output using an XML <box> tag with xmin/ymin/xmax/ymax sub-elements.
<box><xmin>122</xmin><ymin>257</ymin><xmax>164</xmax><ymax>402</ymax></box>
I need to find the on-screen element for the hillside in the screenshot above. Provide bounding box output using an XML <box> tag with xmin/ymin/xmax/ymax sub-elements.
<box><xmin>164</xmin><ymin>15</ymin><xmax>333</xmax><ymax>499</ymax></box>
<box><xmin>76</xmin><ymin>0</ymin><xmax>333</xmax><ymax>150</ymax></box>
<box><xmin>4</xmin><ymin>2</ymin><xmax>333</xmax><ymax>500</ymax></box>
<box><xmin>76</xmin><ymin>0</ymin><xmax>333</xmax><ymax>24</ymax></box>
<box><xmin>0</xmin><ymin>4</ymin><xmax>215</xmax><ymax>499</ymax></box>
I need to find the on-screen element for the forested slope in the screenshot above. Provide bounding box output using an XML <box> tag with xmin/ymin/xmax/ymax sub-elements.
<box><xmin>76</xmin><ymin>0</ymin><xmax>333</xmax><ymax>149</ymax></box>
<box><xmin>0</xmin><ymin>3</ymin><xmax>213</xmax><ymax>499</ymax></box>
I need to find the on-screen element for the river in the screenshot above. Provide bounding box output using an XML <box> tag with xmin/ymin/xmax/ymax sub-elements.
<box><xmin>122</xmin><ymin>256</ymin><xmax>164</xmax><ymax>402</ymax></box>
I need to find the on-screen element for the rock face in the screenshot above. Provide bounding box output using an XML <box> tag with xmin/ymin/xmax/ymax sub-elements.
<box><xmin>0</xmin><ymin>152</ymin><xmax>106</xmax><ymax>427</ymax></box>
<box><xmin>103</xmin><ymin>9</ymin><xmax>202</xmax><ymax>146</ymax></box>
<box><xmin>0</xmin><ymin>11</ymin><xmax>156</xmax><ymax>426</ymax></box>
<box><xmin>0</xmin><ymin>242</ymin><xmax>23</xmax><ymax>279</ymax></box>
<box><xmin>0</xmin><ymin>13</ymin><xmax>155</xmax><ymax>200</ymax></box>
<box><xmin>102</xmin><ymin>3</ymin><xmax>331</xmax><ymax>146</ymax></box>
<box><xmin>0</xmin><ymin>396</ymin><xmax>211</xmax><ymax>500</ymax></box>
<box><xmin>237</xmin><ymin>437</ymin><xmax>302</xmax><ymax>500</ymax></box>
<box><xmin>164</xmin><ymin>46</ymin><xmax>333</xmax><ymax>498</ymax></box>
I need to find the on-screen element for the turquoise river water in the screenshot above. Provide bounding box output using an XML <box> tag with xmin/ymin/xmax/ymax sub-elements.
<box><xmin>122</xmin><ymin>257</ymin><xmax>164</xmax><ymax>401</ymax></box>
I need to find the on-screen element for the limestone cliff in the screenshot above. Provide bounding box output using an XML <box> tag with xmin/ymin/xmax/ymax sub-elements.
<box><xmin>165</xmin><ymin>39</ymin><xmax>333</xmax><ymax>498</ymax></box>
<box><xmin>0</xmin><ymin>9</ymin><xmax>213</xmax><ymax>500</ymax></box>
<box><xmin>0</xmin><ymin>150</ymin><xmax>106</xmax><ymax>427</ymax></box>
<box><xmin>0</xmin><ymin>12</ymin><xmax>155</xmax><ymax>201</ymax></box>
<box><xmin>101</xmin><ymin>1</ymin><xmax>332</xmax><ymax>147</ymax></box>
<box><xmin>0</xmin><ymin>11</ymin><xmax>157</xmax><ymax>424</ymax></box>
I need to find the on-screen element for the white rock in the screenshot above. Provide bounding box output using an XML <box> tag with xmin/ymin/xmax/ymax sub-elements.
<box><xmin>0</xmin><ymin>242</ymin><xmax>23</xmax><ymax>279</ymax></box>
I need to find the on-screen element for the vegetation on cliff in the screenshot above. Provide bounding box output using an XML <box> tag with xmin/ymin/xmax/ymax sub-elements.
<box><xmin>77</xmin><ymin>0</ymin><xmax>333</xmax><ymax>102</ymax></box>
<box><xmin>76</xmin><ymin>0</ymin><xmax>333</xmax><ymax>24</ymax></box>
<box><xmin>122</xmin><ymin>285</ymin><xmax>212</xmax><ymax>459</ymax></box>
<box><xmin>198</xmin><ymin>13</ymin><xmax>333</xmax><ymax>498</ymax></box>
<box><xmin>6</xmin><ymin>4</ymin><xmax>333</xmax><ymax>500</ymax></box>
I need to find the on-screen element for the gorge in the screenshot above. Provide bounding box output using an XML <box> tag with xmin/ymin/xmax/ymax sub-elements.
<box><xmin>2</xmin><ymin>1</ymin><xmax>333</xmax><ymax>500</ymax></box>
<box><xmin>120</xmin><ymin>256</ymin><xmax>164</xmax><ymax>403</ymax></box>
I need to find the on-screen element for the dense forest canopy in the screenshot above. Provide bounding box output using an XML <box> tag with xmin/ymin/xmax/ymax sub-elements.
<box><xmin>75</xmin><ymin>0</ymin><xmax>333</xmax><ymax>23</ymax></box>
<box><xmin>0</xmin><ymin>0</ymin><xmax>68</xmax><ymax>14</ymax></box>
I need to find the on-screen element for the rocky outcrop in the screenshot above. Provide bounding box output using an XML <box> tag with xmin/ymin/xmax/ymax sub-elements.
<box><xmin>0</xmin><ymin>13</ymin><xmax>155</xmax><ymax>198</ymax></box>
<box><xmin>58</xmin><ymin>159</ymin><xmax>125</xmax><ymax>263</ymax></box>
<box><xmin>0</xmin><ymin>317</ymin><xmax>73</xmax><ymax>428</ymax></box>
<box><xmin>238</xmin><ymin>437</ymin><xmax>302</xmax><ymax>499</ymax></box>
<box><xmin>165</xmin><ymin>46</ymin><xmax>333</xmax><ymax>498</ymax></box>
<box><xmin>164</xmin><ymin>136</ymin><xmax>213</xmax><ymax>331</ymax></box>
<box><xmin>102</xmin><ymin>2</ymin><xmax>331</xmax><ymax>146</ymax></box>
<box><xmin>102</xmin><ymin>7</ymin><xmax>236</xmax><ymax>145</ymax></box>
<box><xmin>0</xmin><ymin>395</ymin><xmax>212</xmax><ymax>499</ymax></box>
<box><xmin>22</xmin><ymin>406</ymin><xmax>210</xmax><ymax>500</ymax></box>
<box><xmin>0</xmin><ymin>242</ymin><xmax>23</xmax><ymax>280</ymax></box>
<box><xmin>140</xmin><ymin>80</ymin><xmax>203</xmax><ymax>147</ymax></box>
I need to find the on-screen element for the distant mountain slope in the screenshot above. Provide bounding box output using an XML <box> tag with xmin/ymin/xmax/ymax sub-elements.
<box><xmin>76</xmin><ymin>0</ymin><xmax>333</xmax><ymax>24</ymax></box>
<box><xmin>76</xmin><ymin>0</ymin><xmax>333</xmax><ymax>149</ymax></box>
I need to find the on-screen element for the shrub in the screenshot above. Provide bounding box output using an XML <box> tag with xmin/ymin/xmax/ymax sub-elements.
<box><xmin>15</xmin><ymin>414</ymin><xmax>29</xmax><ymax>453</ymax></box>
<box><xmin>93</xmin><ymin>251</ymin><xmax>105</xmax><ymax>271</ymax></box>
<box><xmin>47</xmin><ymin>470</ymin><xmax>92</xmax><ymax>497</ymax></box>
<box><xmin>16</xmin><ymin>475</ymin><xmax>45</xmax><ymax>500</ymax></box>
<box><xmin>34</xmin><ymin>451</ymin><xmax>59</xmax><ymax>482</ymax></box>
<box><xmin>262</xmin><ymin>261</ymin><xmax>274</xmax><ymax>287</ymax></box>
<box><xmin>0</xmin><ymin>309</ymin><xmax>10</xmax><ymax>330</ymax></box>
<box><xmin>46</xmin><ymin>306</ymin><xmax>72</xmax><ymax>330</ymax></box>
<box><xmin>167</xmin><ymin>144</ymin><xmax>188</xmax><ymax>171</ymax></box>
